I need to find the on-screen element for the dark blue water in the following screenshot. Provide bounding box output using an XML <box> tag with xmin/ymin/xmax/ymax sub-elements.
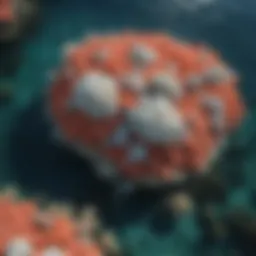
<box><xmin>1</xmin><ymin>0</ymin><xmax>256</xmax><ymax>255</ymax></box>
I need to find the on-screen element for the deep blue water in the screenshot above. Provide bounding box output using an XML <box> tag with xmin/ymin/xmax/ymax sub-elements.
<box><xmin>1</xmin><ymin>0</ymin><xmax>256</xmax><ymax>255</ymax></box>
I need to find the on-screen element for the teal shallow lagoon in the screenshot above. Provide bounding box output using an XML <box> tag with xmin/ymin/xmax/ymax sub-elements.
<box><xmin>1</xmin><ymin>0</ymin><xmax>256</xmax><ymax>255</ymax></box>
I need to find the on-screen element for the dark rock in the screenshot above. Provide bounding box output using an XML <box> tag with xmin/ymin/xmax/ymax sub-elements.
<box><xmin>186</xmin><ymin>171</ymin><xmax>227</xmax><ymax>205</ymax></box>
<box><xmin>0</xmin><ymin>41</ymin><xmax>22</xmax><ymax>76</ymax></box>
<box><xmin>197</xmin><ymin>205</ymin><xmax>228</xmax><ymax>244</ymax></box>
<box><xmin>250</xmin><ymin>188</ymin><xmax>256</xmax><ymax>207</ymax></box>
<box><xmin>224</xmin><ymin>209</ymin><xmax>256</xmax><ymax>255</ymax></box>
<box><xmin>149</xmin><ymin>203</ymin><xmax>175</xmax><ymax>235</ymax></box>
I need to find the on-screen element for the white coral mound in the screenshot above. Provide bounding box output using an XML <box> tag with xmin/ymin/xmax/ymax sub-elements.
<box><xmin>149</xmin><ymin>73</ymin><xmax>182</xmax><ymax>99</ymax></box>
<box><xmin>42</xmin><ymin>246</ymin><xmax>65</xmax><ymax>256</ymax></box>
<box><xmin>204</xmin><ymin>66</ymin><xmax>230</xmax><ymax>84</ymax></box>
<box><xmin>71</xmin><ymin>72</ymin><xmax>119</xmax><ymax>117</ymax></box>
<box><xmin>6</xmin><ymin>238</ymin><xmax>32</xmax><ymax>256</ymax></box>
<box><xmin>127</xmin><ymin>96</ymin><xmax>186</xmax><ymax>143</ymax></box>
<box><xmin>122</xmin><ymin>72</ymin><xmax>145</xmax><ymax>92</ymax></box>
<box><xmin>130</xmin><ymin>44</ymin><xmax>158</xmax><ymax>66</ymax></box>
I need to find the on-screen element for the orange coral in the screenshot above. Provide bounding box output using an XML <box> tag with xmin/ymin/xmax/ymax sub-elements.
<box><xmin>48</xmin><ymin>32</ymin><xmax>245</xmax><ymax>186</ymax></box>
<box><xmin>0</xmin><ymin>188</ymin><xmax>103</xmax><ymax>256</ymax></box>
<box><xmin>0</xmin><ymin>0</ymin><xmax>14</xmax><ymax>22</ymax></box>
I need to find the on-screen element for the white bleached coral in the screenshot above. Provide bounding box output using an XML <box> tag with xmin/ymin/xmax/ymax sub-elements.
<box><xmin>70</xmin><ymin>72</ymin><xmax>119</xmax><ymax>118</ymax></box>
<box><xmin>130</xmin><ymin>44</ymin><xmax>158</xmax><ymax>66</ymax></box>
<box><xmin>204</xmin><ymin>66</ymin><xmax>231</xmax><ymax>84</ymax></box>
<box><xmin>201</xmin><ymin>95</ymin><xmax>225</xmax><ymax>132</ymax></box>
<box><xmin>127</xmin><ymin>96</ymin><xmax>187</xmax><ymax>144</ymax></box>
<box><xmin>201</xmin><ymin>95</ymin><xmax>224</xmax><ymax>112</ymax></box>
<box><xmin>121</xmin><ymin>72</ymin><xmax>145</xmax><ymax>92</ymax></box>
<box><xmin>42</xmin><ymin>246</ymin><xmax>65</xmax><ymax>256</ymax></box>
<box><xmin>6</xmin><ymin>238</ymin><xmax>32</xmax><ymax>256</ymax></box>
<box><xmin>186</xmin><ymin>74</ymin><xmax>203</xmax><ymax>91</ymax></box>
<box><xmin>148</xmin><ymin>72</ymin><xmax>182</xmax><ymax>99</ymax></box>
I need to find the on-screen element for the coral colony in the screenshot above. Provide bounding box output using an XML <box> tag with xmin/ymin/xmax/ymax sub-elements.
<box><xmin>0</xmin><ymin>32</ymin><xmax>246</xmax><ymax>255</ymax></box>
<box><xmin>0</xmin><ymin>187</ymin><xmax>122</xmax><ymax>256</ymax></box>
<box><xmin>48</xmin><ymin>32</ymin><xmax>245</xmax><ymax>187</ymax></box>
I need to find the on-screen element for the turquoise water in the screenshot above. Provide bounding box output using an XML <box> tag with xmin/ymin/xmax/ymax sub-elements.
<box><xmin>1</xmin><ymin>0</ymin><xmax>256</xmax><ymax>255</ymax></box>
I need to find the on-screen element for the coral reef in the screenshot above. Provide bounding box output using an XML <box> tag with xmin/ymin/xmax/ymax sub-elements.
<box><xmin>47</xmin><ymin>32</ymin><xmax>245</xmax><ymax>187</ymax></box>
<box><xmin>0</xmin><ymin>187</ymin><xmax>121</xmax><ymax>256</ymax></box>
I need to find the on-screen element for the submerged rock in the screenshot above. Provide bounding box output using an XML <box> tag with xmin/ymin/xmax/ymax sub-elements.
<box><xmin>197</xmin><ymin>204</ymin><xmax>228</xmax><ymax>244</ymax></box>
<box><xmin>186</xmin><ymin>171</ymin><xmax>227</xmax><ymax>205</ymax></box>
<box><xmin>224</xmin><ymin>208</ymin><xmax>256</xmax><ymax>253</ymax></box>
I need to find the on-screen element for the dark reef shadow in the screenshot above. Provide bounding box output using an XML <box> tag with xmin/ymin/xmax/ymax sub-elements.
<box><xmin>9</xmin><ymin>97</ymin><xmax>166</xmax><ymax>227</ymax></box>
<box><xmin>0</xmin><ymin>40</ymin><xmax>23</xmax><ymax>77</ymax></box>
<box><xmin>0</xmin><ymin>0</ymin><xmax>41</xmax><ymax>78</ymax></box>
<box><xmin>148</xmin><ymin>204</ymin><xmax>175</xmax><ymax>235</ymax></box>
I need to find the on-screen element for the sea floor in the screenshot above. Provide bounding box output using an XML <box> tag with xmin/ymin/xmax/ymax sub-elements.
<box><xmin>1</xmin><ymin>0</ymin><xmax>256</xmax><ymax>255</ymax></box>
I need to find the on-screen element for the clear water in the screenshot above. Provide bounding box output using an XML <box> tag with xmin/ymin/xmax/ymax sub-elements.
<box><xmin>1</xmin><ymin>0</ymin><xmax>256</xmax><ymax>255</ymax></box>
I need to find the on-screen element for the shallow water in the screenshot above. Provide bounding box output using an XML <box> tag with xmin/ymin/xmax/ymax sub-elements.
<box><xmin>0</xmin><ymin>0</ymin><xmax>256</xmax><ymax>255</ymax></box>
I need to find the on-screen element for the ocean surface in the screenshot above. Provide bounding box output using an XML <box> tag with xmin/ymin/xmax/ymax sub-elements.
<box><xmin>1</xmin><ymin>0</ymin><xmax>256</xmax><ymax>255</ymax></box>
